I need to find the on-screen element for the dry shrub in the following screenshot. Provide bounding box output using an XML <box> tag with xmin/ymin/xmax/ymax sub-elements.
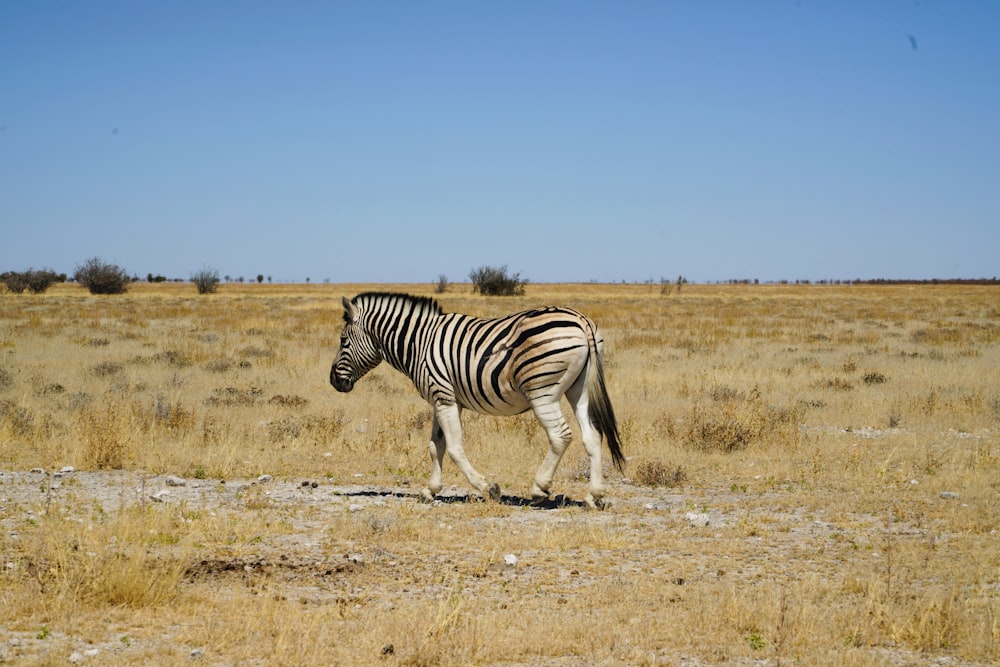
<box><xmin>76</xmin><ymin>397</ymin><xmax>142</xmax><ymax>468</ymax></box>
<box><xmin>153</xmin><ymin>349</ymin><xmax>192</xmax><ymax>368</ymax></box>
<box><xmin>268</xmin><ymin>415</ymin><xmax>302</xmax><ymax>442</ymax></box>
<box><xmin>1</xmin><ymin>401</ymin><xmax>36</xmax><ymax>438</ymax></box>
<box><xmin>74</xmin><ymin>256</ymin><xmax>131</xmax><ymax>295</ymax></box>
<box><xmin>303</xmin><ymin>412</ymin><xmax>346</xmax><ymax>441</ymax></box>
<box><xmin>12</xmin><ymin>506</ymin><xmax>186</xmax><ymax>612</ymax></box>
<box><xmin>682</xmin><ymin>388</ymin><xmax>799</xmax><ymax>453</ymax></box>
<box><xmin>824</xmin><ymin>377</ymin><xmax>854</xmax><ymax>391</ymax></box>
<box><xmin>205</xmin><ymin>358</ymin><xmax>232</xmax><ymax>372</ymax></box>
<box><xmin>863</xmin><ymin>371</ymin><xmax>888</xmax><ymax>385</ymax></box>
<box><xmin>90</xmin><ymin>361</ymin><xmax>124</xmax><ymax>377</ymax></box>
<box><xmin>633</xmin><ymin>459</ymin><xmax>687</xmax><ymax>487</ymax></box>
<box><xmin>269</xmin><ymin>394</ymin><xmax>310</xmax><ymax>408</ymax></box>
<box><xmin>151</xmin><ymin>395</ymin><xmax>196</xmax><ymax>432</ymax></box>
<box><xmin>0</xmin><ymin>366</ymin><xmax>13</xmax><ymax>390</ymax></box>
<box><xmin>205</xmin><ymin>386</ymin><xmax>265</xmax><ymax>407</ymax></box>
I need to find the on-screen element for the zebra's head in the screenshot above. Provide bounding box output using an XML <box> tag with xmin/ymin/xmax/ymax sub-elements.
<box><xmin>330</xmin><ymin>296</ymin><xmax>382</xmax><ymax>393</ymax></box>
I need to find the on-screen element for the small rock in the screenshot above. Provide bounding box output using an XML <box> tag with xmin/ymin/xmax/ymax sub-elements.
<box><xmin>60</xmin><ymin>466</ymin><xmax>75</xmax><ymax>474</ymax></box>
<box><xmin>69</xmin><ymin>652</ymin><xmax>84</xmax><ymax>664</ymax></box>
<box><xmin>165</xmin><ymin>475</ymin><xmax>187</xmax><ymax>487</ymax></box>
<box><xmin>84</xmin><ymin>649</ymin><xmax>99</xmax><ymax>658</ymax></box>
<box><xmin>940</xmin><ymin>491</ymin><xmax>959</xmax><ymax>500</ymax></box>
<box><xmin>150</xmin><ymin>490</ymin><xmax>170</xmax><ymax>502</ymax></box>
<box><xmin>685</xmin><ymin>511</ymin><xmax>711</xmax><ymax>527</ymax></box>
<box><xmin>29</xmin><ymin>468</ymin><xmax>45</xmax><ymax>474</ymax></box>
<box><xmin>503</xmin><ymin>554</ymin><xmax>519</xmax><ymax>567</ymax></box>
<box><xmin>257</xmin><ymin>474</ymin><xmax>273</xmax><ymax>483</ymax></box>
<box><xmin>381</xmin><ymin>643</ymin><xmax>395</xmax><ymax>656</ymax></box>
<box><xmin>349</xmin><ymin>504</ymin><xmax>363</xmax><ymax>512</ymax></box>
<box><xmin>190</xmin><ymin>647</ymin><xmax>204</xmax><ymax>660</ymax></box>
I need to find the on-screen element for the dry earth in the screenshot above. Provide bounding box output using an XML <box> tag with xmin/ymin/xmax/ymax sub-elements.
<box><xmin>1</xmin><ymin>465</ymin><xmax>990</xmax><ymax>666</ymax></box>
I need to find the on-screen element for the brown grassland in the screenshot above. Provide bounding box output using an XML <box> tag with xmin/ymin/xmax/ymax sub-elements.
<box><xmin>0</xmin><ymin>281</ymin><xmax>997</xmax><ymax>665</ymax></box>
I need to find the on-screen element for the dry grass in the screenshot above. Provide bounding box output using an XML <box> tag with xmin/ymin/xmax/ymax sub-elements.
<box><xmin>0</xmin><ymin>281</ymin><xmax>997</xmax><ymax>665</ymax></box>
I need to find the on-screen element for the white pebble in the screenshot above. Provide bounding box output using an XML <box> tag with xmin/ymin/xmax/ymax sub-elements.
<box><xmin>257</xmin><ymin>474</ymin><xmax>273</xmax><ymax>483</ymax></box>
<box><xmin>503</xmin><ymin>554</ymin><xmax>519</xmax><ymax>567</ymax></box>
<box><xmin>60</xmin><ymin>466</ymin><xmax>76</xmax><ymax>474</ymax></box>
<box><xmin>150</xmin><ymin>490</ymin><xmax>170</xmax><ymax>502</ymax></box>
<box><xmin>940</xmin><ymin>491</ymin><xmax>959</xmax><ymax>499</ymax></box>
<box><xmin>165</xmin><ymin>475</ymin><xmax>187</xmax><ymax>487</ymax></box>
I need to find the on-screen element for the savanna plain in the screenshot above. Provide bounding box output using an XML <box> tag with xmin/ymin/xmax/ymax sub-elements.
<box><xmin>0</xmin><ymin>282</ymin><xmax>997</xmax><ymax>666</ymax></box>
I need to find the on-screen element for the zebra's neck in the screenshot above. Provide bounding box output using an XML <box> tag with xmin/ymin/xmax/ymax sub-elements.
<box><xmin>355</xmin><ymin>292</ymin><xmax>442</xmax><ymax>377</ymax></box>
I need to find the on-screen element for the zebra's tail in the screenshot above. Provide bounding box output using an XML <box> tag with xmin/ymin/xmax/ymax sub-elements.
<box><xmin>586</xmin><ymin>338</ymin><xmax>625</xmax><ymax>474</ymax></box>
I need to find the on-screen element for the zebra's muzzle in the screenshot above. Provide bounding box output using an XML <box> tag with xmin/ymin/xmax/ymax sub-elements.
<box><xmin>331</xmin><ymin>374</ymin><xmax>354</xmax><ymax>393</ymax></box>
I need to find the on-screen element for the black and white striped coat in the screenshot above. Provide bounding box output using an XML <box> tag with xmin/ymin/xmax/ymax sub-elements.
<box><xmin>331</xmin><ymin>292</ymin><xmax>623</xmax><ymax>508</ymax></box>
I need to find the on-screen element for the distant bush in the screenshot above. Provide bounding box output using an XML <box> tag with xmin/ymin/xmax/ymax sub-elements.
<box><xmin>434</xmin><ymin>275</ymin><xmax>449</xmax><ymax>294</ymax></box>
<box><xmin>74</xmin><ymin>258</ymin><xmax>131</xmax><ymax>295</ymax></box>
<box><xmin>1</xmin><ymin>271</ymin><xmax>28</xmax><ymax>293</ymax></box>
<box><xmin>469</xmin><ymin>265</ymin><xmax>527</xmax><ymax>296</ymax></box>
<box><xmin>191</xmin><ymin>267</ymin><xmax>221</xmax><ymax>295</ymax></box>
<box><xmin>1</xmin><ymin>269</ymin><xmax>61</xmax><ymax>294</ymax></box>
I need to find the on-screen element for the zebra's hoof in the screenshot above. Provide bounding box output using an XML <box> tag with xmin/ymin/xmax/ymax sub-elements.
<box><xmin>585</xmin><ymin>495</ymin><xmax>607</xmax><ymax>510</ymax></box>
<box><xmin>530</xmin><ymin>490</ymin><xmax>551</xmax><ymax>506</ymax></box>
<box><xmin>419</xmin><ymin>488</ymin><xmax>436</xmax><ymax>503</ymax></box>
<box><xmin>486</xmin><ymin>482</ymin><xmax>502</xmax><ymax>502</ymax></box>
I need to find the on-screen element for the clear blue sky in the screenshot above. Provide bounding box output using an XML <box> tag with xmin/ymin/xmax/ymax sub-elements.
<box><xmin>2</xmin><ymin>1</ymin><xmax>997</xmax><ymax>283</ymax></box>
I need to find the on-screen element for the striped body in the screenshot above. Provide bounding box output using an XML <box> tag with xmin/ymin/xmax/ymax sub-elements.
<box><xmin>331</xmin><ymin>292</ymin><xmax>623</xmax><ymax>507</ymax></box>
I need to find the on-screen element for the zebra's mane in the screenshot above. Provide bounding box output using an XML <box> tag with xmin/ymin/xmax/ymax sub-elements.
<box><xmin>351</xmin><ymin>292</ymin><xmax>444</xmax><ymax>319</ymax></box>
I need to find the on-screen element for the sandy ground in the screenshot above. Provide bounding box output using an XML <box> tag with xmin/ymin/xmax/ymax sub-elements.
<box><xmin>0</xmin><ymin>468</ymin><xmax>990</xmax><ymax>666</ymax></box>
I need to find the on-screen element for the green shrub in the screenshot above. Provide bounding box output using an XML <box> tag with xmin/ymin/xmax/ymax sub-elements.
<box><xmin>74</xmin><ymin>257</ymin><xmax>131</xmax><ymax>295</ymax></box>
<box><xmin>469</xmin><ymin>265</ymin><xmax>527</xmax><ymax>296</ymax></box>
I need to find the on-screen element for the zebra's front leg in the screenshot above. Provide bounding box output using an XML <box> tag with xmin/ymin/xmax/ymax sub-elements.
<box><xmin>421</xmin><ymin>416</ymin><xmax>447</xmax><ymax>503</ymax></box>
<box><xmin>434</xmin><ymin>402</ymin><xmax>501</xmax><ymax>501</ymax></box>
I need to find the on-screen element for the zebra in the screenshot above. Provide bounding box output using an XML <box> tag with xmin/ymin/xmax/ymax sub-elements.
<box><xmin>330</xmin><ymin>292</ymin><xmax>624</xmax><ymax>508</ymax></box>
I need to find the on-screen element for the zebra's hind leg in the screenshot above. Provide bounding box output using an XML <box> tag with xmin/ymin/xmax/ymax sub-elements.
<box><xmin>434</xmin><ymin>403</ymin><xmax>500</xmax><ymax>501</ymax></box>
<box><xmin>529</xmin><ymin>400</ymin><xmax>572</xmax><ymax>504</ymax></box>
<box><xmin>421</xmin><ymin>416</ymin><xmax>447</xmax><ymax>503</ymax></box>
<box><xmin>567</xmin><ymin>383</ymin><xmax>606</xmax><ymax>510</ymax></box>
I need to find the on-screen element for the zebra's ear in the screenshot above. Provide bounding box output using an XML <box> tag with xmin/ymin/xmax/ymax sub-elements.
<box><xmin>342</xmin><ymin>296</ymin><xmax>358</xmax><ymax>324</ymax></box>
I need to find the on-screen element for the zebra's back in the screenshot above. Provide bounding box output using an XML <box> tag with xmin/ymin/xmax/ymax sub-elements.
<box><xmin>425</xmin><ymin>307</ymin><xmax>596</xmax><ymax>416</ymax></box>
